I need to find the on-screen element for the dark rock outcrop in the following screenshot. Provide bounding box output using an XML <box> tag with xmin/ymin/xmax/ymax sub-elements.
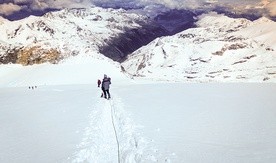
<box><xmin>0</xmin><ymin>47</ymin><xmax>21</xmax><ymax>64</ymax></box>
<box><xmin>99</xmin><ymin>21</ymin><xmax>169</xmax><ymax>62</ymax></box>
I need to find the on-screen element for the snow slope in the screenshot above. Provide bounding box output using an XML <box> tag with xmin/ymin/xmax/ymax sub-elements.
<box><xmin>0</xmin><ymin>84</ymin><xmax>157</xmax><ymax>163</ymax></box>
<box><xmin>0</xmin><ymin>54</ymin><xmax>126</xmax><ymax>87</ymax></box>
<box><xmin>0</xmin><ymin>53</ymin><xmax>275</xmax><ymax>163</ymax></box>
<box><xmin>1</xmin><ymin>83</ymin><xmax>276</xmax><ymax>163</ymax></box>
<box><xmin>121</xmin><ymin>12</ymin><xmax>276</xmax><ymax>82</ymax></box>
<box><xmin>116</xmin><ymin>83</ymin><xmax>276</xmax><ymax>162</ymax></box>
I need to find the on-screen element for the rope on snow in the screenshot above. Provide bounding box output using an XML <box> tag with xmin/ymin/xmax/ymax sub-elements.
<box><xmin>109</xmin><ymin>99</ymin><xmax>121</xmax><ymax>163</ymax></box>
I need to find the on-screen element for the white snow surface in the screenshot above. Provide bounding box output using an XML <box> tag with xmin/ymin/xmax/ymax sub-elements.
<box><xmin>1</xmin><ymin>76</ymin><xmax>276</xmax><ymax>163</ymax></box>
<box><xmin>1</xmin><ymin>54</ymin><xmax>276</xmax><ymax>163</ymax></box>
<box><xmin>122</xmin><ymin>12</ymin><xmax>276</xmax><ymax>82</ymax></box>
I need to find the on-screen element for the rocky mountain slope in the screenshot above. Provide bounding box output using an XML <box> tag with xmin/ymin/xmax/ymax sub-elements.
<box><xmin>0</xmin><ymin>7</ymin><xmax>166</xmax><ymax>65</ymax></box>
<box><xmin>121</xmin><ymin>12</ymin><xmax>276</xmax><ymax>82</ymax></box>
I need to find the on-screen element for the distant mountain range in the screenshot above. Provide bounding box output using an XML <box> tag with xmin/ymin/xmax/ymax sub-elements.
<box><xmin>0</xmin><ymin>7</ymin><xmax>275</xmax><ymax>82</ymax></box>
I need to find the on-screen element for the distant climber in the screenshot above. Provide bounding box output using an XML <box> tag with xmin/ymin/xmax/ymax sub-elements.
<box><xmin>97</xmin><ymin>79</ymin><xmax>101</xmax><ymax>87</ymax></box>
<box><xmin>101</xmin><ymin>74</ymin><xmax>111</xmax><ymax>99</ymax></box>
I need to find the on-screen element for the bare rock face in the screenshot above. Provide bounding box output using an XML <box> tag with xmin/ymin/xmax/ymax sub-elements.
<box><xmin>0</xmin><ymin>44</ymin><xmax>61</xmax><ymax>65</ymax></box>
<box><xmin>0</xmin><ymin>45</ymin><xmax>21</xmax><ymax>64</ymax></box>
<box><xmin>16</xmin><ymin>46</ymin><xmax>61</xmax><ymax>66</ymax></box>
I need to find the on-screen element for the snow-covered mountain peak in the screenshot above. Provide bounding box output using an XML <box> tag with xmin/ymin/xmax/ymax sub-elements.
<box><xmin>41</xmin><ymin>7</ymin><xmax>145</xmax><ymax>27</ymax></box>
<box><xmin>0</xmin><ymin>7</ymin><xmax>149</xmax><ymax>65</ymax></box>
<box><xmin>0</xmin><ymin>7</ymin><xmax>145</xmax><ymax>41</ymax></box>
<box><xmin>122</xmin><ymin>13</ymin><xmax>276</xmax><ymax>82</ymax></box>
<box><xmin>196</xmin><ymin>12</ymin><xmax>251</xmax><ymax>31</ymax></box>
<box><xmin>252</xmin><ymin>16</ymin><xmax>274</xmax><ymax>24</ymax></box>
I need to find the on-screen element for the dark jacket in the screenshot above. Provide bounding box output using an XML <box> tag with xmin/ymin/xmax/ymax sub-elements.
<box><xmin>102</xmin><ymin>77</ymin><xmax>111</xmax><ymax>91</ymax></box>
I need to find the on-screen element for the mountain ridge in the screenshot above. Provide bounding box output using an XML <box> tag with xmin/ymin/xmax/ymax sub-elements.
<box><xmin>121</xmin><ymin>12</ymin><xmax>276</xmax><ymax>82</ymax></box>
<box><xmin>0</xmin><ymin>7</ymin><xmax>275</xmax><ymax>83</ymax></box>
<box><xmin>0</xmin><ymin>7</ymin><xmax>166</xmax><ymax>65</ymax></box>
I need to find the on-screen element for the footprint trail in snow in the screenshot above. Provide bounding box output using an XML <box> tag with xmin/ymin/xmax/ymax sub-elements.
<box><xmin>72</xmin><ymin>95</ymin><xmax>157</xmax><ymax>163</ymax></box>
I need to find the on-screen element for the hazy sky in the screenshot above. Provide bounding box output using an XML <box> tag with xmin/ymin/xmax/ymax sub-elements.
<box><xmin>0</xmin><ymin>0</ymin><xmax>275</xmax><ymax>18</ymax></box>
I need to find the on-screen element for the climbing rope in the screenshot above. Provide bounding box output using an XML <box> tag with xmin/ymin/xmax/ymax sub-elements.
<box><xmin>109</xmin><ymin>99</ymin><xmax>121</xmax><ymax>163</ymax></box>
